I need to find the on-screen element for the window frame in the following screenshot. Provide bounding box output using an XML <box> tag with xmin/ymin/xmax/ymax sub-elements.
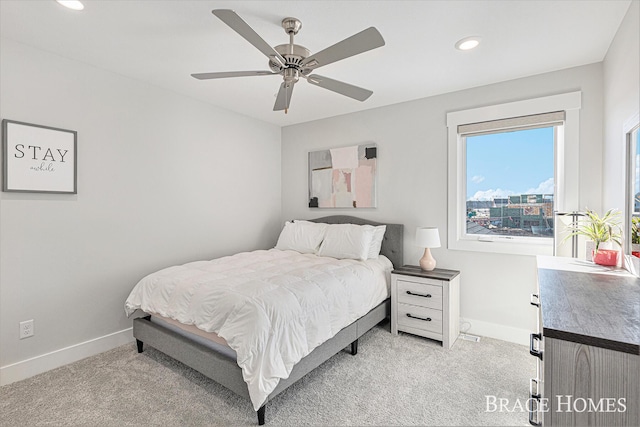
<box><xmin>624</xmin><ymin>113</ymin><xmax>640</xmax><ymax>257</ymax></box>
<box><xmin>447</xmin><ymin>92</ymin><xmax>582</xmax><ymax>256</ymax></box>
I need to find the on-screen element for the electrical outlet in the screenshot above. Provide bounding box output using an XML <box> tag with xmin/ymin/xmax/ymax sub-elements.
<box><xmin>19</xmin><ymin>320</ymin><xmax>34</xmax><ymax>339</ymax></box>
<box><xmin>461</xmin><ymin>333</ymin><xmax>481</xmax><ymax>342</ymax></box>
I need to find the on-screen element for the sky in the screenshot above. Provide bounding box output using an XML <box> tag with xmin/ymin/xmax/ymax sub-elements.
<box><xmin>466</xmin><ymin>126</ymin><xmax>554</xmax><ymax>201</ymax></box>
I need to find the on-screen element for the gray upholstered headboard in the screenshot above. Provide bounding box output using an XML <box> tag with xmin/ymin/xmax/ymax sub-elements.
<box><xmin>308</xmin><ymin>215</ymin><xmax>404</xmax><ymax>268</ymax></box>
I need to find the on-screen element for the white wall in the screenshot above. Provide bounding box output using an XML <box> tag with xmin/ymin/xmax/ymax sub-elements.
<box><xmin>0</xmin><ymin>39</ymin><xmax>282</xmax><ymax>383</ymax></box>
<box><xmin>603</xmin><ymin>1</ymin><xmax>640</xmax><ymax>213</ymax></box>
<box><xmin>281</xmin><ymin>63</ymin><xmax>604</xmax><ymax>344</ymax></box>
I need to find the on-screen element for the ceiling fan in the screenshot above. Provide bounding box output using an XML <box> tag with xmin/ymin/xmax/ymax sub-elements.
<box><xmin>191</xmin><ymin>10</ymin><xmax>385</xmax><ymax>113</ymax></box>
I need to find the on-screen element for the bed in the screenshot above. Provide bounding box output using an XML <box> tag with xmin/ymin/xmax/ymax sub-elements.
<box><xmin>126</xmin><ymin>215</ymin><xmax>403</xmax><ymax>425</ymax></box>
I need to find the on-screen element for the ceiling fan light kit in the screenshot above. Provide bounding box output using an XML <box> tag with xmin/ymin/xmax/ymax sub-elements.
<box><xmin>191</xmin><ymin>10</ymin><xmax>385</xmax><ymax>114</ymax></box>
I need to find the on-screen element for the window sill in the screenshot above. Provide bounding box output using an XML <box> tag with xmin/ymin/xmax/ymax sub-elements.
<box><xmin>448</xmin><ymin>238</ymin><xmax>553</xmax><ymax>256</ymax></box>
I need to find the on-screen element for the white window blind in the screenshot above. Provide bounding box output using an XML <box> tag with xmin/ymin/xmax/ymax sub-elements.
<box><xmin>458</xmin><ymin>111</ymin><xmax>565</xmax><ymax>136</ymax></box>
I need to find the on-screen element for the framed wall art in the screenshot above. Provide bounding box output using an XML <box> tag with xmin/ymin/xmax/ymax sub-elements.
<box><xmin>309</xmin><ymin>143</ymin><xmax>377</xmax><ymax>208</ymax></box>
<box><xmin>2</xmin><ymin>119</ymin><xmax>77</xmax><ymax>194</ymax></box>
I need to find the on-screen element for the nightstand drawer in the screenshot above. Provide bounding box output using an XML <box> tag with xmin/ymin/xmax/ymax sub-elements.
<box><xmin>397</xmin><ymin>279</ymin><xmax>442</xmax><ymax>310</ymax></box>
<box><xmin>397</xmin><ymin>303</ymin><xmax>443</xmax><ymax>334</ymax></box>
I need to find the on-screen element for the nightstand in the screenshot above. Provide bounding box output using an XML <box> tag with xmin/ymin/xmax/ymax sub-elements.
<box><xmin>391</xmin><ymin>265</ymin><xmax>460</xmax><ymax>349</ymax></box>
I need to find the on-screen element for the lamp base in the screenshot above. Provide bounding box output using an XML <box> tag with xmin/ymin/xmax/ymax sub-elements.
<box><xmin>419</xmin><ymin>248</ymin><xmax>436</xmax><ymax>271</ymax></box>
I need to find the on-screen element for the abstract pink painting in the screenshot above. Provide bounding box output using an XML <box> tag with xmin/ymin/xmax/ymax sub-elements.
<box><xmin>309</xmin><ymin>144</ymin><xmax>377</xmax><ymax>208</ymax></box>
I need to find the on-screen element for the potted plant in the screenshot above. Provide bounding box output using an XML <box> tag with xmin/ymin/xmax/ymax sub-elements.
<box><xmin>564</xmin><ymin>208</ymin><xmax>622</xmax><ymax>266</ymax></box>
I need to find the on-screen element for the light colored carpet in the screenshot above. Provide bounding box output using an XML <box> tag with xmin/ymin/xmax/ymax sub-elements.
<box><xmin>1</xmin><ymin>323</ymin><xmax>534</xmax><ymax>426</ymax></box>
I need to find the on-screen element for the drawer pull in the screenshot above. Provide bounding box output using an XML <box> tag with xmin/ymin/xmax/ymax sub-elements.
<box><xmin>529</xmin><ymin>333</ymin><xmax>543</xmax><ymax>360</ymax></box>
<box><xmin>406</xmin><ymin>290</ymin><xmax>432</xmax><ymax>298</ymax></box>
<box><xmin>406</xmin><ymin>313</ymin><xmax>431</xmax><ymax>322</ymax></box>
<box><xmin>528</xmin><ymin>391</ymin><xmax>542</xmax><ymax>426</ymax></box>
<box><xmin>529</xmin><ymin>378</ymin><xmax>540</xmax><ymax>399</ymax></box>
<box><xmin>530</xmin><ymin>293</ymin><xmax>540</xmax><ymax>307</ymax></box>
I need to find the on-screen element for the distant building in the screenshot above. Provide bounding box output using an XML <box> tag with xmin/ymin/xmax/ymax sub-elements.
<box><xmin>467</xmin><ymin>193</ymin><xmax>553</xmax><ymax>236</ymax></box>
<box><xmin>467</xmin><ymin>220</ymin><xmax>495</xmax><ymax>235</ymax></box>
<box><xmin>466</xmin><ymin>200</ymin><xmax>494</xmax><ymax>209</ymax></box>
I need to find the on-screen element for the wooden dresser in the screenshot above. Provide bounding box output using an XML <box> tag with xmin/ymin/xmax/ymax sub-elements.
<box><xmin>531</xmin><ymin>256</ymin><xmax>639</xmax><ymax>426</ymax></box>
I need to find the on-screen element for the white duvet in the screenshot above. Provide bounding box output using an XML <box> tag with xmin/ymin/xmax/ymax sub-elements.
<box><xmin>124</xmin><ymin>249</ymin><xmax>391</xmax><ymax>410</ymax></box>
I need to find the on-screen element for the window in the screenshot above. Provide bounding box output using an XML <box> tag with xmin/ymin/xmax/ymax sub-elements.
<box><xmin>447</xmin><ymin>92</ymin><xmax>582</xmax><ymax>256</ymax></box>
<box><xmin>624</xmin><ymin>115</ymin><xmax>640</xmax><ymax>260</ymax></box>
<box><xmin>632</xmin><ymin>126</ymin><xmax>639</xmax><ymax>214</ymax></box>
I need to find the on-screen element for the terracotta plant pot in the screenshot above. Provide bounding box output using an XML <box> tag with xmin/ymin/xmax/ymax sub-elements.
<box><xmin>592</xmin><ymin>249</ymin><xmax>619</xmax><ymax>266</ymax></box>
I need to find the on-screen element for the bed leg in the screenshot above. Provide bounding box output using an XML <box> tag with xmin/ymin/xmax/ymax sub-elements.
<box><xmin>350</xmin><ymin>339</ymin><xmax>358</xmax><ymax>356</ymax></box>
<box><xmin>136</xmin><ymin>339</ymin><xmax>144</xmax><ymax>353</ymax></box>
<box><xmin>257</xmin><ymin>404</ymin><xmax>266</xmax><ymax>425</ymax></box>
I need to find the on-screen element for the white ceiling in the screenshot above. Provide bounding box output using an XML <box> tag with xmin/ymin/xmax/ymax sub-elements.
<box><xmin>0</xmin><ymin>0</ymin><xmax>631</xmax><ymax>127</ymax></box>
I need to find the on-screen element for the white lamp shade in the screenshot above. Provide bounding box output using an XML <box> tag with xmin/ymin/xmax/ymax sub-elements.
<box><xmin>415</xmin><ymin>227</ymin><xmax>441</xmax><ymax>248</ymax></box>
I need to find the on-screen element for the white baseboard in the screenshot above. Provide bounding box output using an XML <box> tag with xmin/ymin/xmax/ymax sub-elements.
<box><xmin>461</xmin><ymin>317</ymin><xmax>530</xmax><ymax>346</ymax></box>
<box><xmin>0</xmin><ymin>327</ymin><xmax>134</xmax><ymax>386</ymax></box>
<box><xmin>0</xmin><ymin>319</ymin><xmax>529</xmax><ymax>385</ymax></box>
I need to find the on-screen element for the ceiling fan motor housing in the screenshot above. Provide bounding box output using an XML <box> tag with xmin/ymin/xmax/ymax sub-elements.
<box><xmin>269</xmin><ymin>44</ymin><xmax>312</xmax><ymax>75</ymax></box>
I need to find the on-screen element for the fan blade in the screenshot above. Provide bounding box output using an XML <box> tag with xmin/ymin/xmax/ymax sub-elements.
<box><xmin>306</xmin><ymin>74</ymin><xmax>373</xmax><ymax>101</ymax></box>
<box><xmin>274</xmin><ymin>82</ymin><xmax>295</xmax><ymax>111</ymax></box>
<box><xmin>300</xmin><ymin>27</ymin><xmax>384</xmax><ymax>70</ymax></box>
<box><xmin>212</xmin><ymin>10</ymin><xmax>286</xmax><ymax>67</ymax></box>
<box><xmin>191</xmin><ymin>70</ymin><xmax>276</xmax><ymax>80</ymax></box>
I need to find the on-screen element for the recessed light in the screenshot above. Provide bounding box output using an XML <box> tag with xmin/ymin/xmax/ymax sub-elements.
<box><xmin>56</xmin><ymin>1</ymin><xmax>84</xmax><ymax>11</ymax></box>
<box><xmin>455</xmin><ymin>36</ymin><xmax>481</xmax><ymax>51</ymax></box>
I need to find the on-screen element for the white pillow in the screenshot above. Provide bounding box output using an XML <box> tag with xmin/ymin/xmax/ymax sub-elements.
<box><xmin>274</xmin><ymin>220</ymin><xmax>327</xmax><ymax>254</ymax></box>
<box><xmin>367</xmin><ymin>225</ymin><xmax>387</xmax><ymax>259</ymax></box>
<box><xmin>317</xmin><ymin>224</ymin><xmax>375</xmax><ymax>261</ymax></box>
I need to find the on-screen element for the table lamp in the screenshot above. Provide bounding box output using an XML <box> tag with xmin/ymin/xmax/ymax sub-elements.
<box><xmin>416</xmin><ymin>227</ymin><xmax>441</xmax><ymax>271</ymax></box>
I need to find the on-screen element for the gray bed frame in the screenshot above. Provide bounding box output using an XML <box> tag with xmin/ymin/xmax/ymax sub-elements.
<box><xmin>132</xmin><ymin>215</ymin><xmax>403</xmax><ymax>425</ymax></box>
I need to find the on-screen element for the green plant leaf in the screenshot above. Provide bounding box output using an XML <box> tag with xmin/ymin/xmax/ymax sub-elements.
<box><xmin>561</xmin><ymin>208</ymin><xmax>622</xmax><ymax>250</ymax></box>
